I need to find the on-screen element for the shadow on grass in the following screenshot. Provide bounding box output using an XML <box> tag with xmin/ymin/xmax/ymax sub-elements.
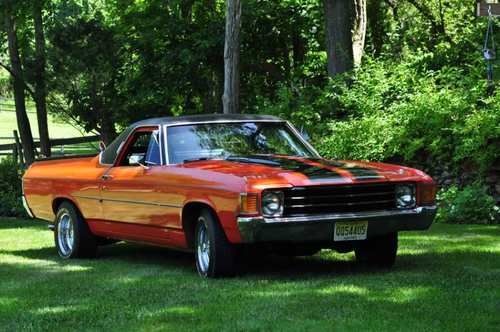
<box><xmin>0</xmin><ymin>218</ymin><xmax>48</xmax><ymax>230</ymax></box>
<box><xmin>2</xmin><ymin>245</ymin><xmax>500</xmax><ymax>331</ymax></box>
<box><xmin>1</xmin><ymin>220</ymin><xmax>499</xmax><ymax>279</ymax></box>
<box><xmin>2</xmin><ymin>221</ymin><xmax>500</xmax><ymax>331</ymax></box>
<box><xmin>3</xmin><ymin>239</ymin><xmax>500</xmax><ymax>280</ymax></box>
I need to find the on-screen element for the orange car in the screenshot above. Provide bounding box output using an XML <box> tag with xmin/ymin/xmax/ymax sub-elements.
<box><xmin>22</xmin><ymin>114</ymin><xmax>437</xmax><ymax>277</ymax></box>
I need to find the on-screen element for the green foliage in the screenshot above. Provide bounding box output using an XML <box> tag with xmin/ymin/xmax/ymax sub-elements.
<box><xmin>1</xmin><ymin>0</ymin><xmax>498</xmax><ymax>194</ymax></box>
<box><xmin>298</xmin><ymin>60</ymin><xmax>500</xmax><ymax>174</ymax></box>
<box><xmin>0</xmin><ymin>158</ymin><xmax>24</xmax><ymax>217</ymax></box>
<box><xmin>436</xmin><ymin>183</ymin><xmax>500</xmax><ymax>225</ymax></box>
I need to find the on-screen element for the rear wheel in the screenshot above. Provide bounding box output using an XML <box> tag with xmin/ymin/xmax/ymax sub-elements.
<box><xmin>355</xmin><ymin>232</ymin><xmax>398</xmax><ymax>268</ymax></box>
<box><xmin>54</xmin><ymin>202</ymin><xmax>97</xmax><ymax>259</ymax></box>
<box><xmin>195</xmin><ymin>209</ymin><xmax>236</xmax><ymax>278</ymax></box>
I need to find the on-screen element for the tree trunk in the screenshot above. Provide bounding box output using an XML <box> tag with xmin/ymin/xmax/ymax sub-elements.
<box><xmin>33</xmin><ymin>0</ymin><xmax>51</xmax><ymax>157</ymax></box>
<box><xmin>353</xmin><ymin>0</ymin><xmax>367</xmax><ymax>66</ymax></box>
<box><xmin>324</xmin><ymin>0</ymin><xmax>354</xmax><ymax>77</ymax></box>
<box><xmin>222</xmin><ymin>0</ymin><xmax>241</xmax><ymax>114</ymax></box>
<box><xmin>368</xmin><ymin>0</ymin><xmax>385</xmax><ymax>56</ymax></box>
<box><xmin>99</xmin><ymin>113</ymin><xmax>117</xmax><ymax>145</ymax></box>
<box><xmin>5</xmin><ymin>4</ymin><xmax>35</xmax><ymax>165</ymax></box>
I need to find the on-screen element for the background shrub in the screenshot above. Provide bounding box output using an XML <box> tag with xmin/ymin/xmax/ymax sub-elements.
<box><xmin>436</xmin><ymin>183</ymin><xmax>499</xmax><ymax>225</ymax></box>
<box><xmin>264</xmin><ymin>59</ymin><xmax>500</xmax><ymax>179</ymax></box>
<box><xmin>0</xmin><ymin>158</ymin><xmax>25</xmax><ymax>217</ymax></box>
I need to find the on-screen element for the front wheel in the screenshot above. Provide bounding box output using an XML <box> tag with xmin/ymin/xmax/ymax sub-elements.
<box><xmin>195</xmin><ymin>209</ymin><xmax>236</xmax><ymax>278</ymax></box>
<box><xmin>54</xmin><ymin>202</ymin><xmax>97</xmax><ymax>259</ymax></box>
<box><xmin>355</xmin><ymin>232</ymin><xmax>398</xmax><ymax>268</ymax></box>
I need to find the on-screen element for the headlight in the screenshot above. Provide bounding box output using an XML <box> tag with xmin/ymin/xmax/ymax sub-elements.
<box><xmin>262</xmin><ymin>191</ymin><xmax>284</xmax><ymax>217</ymax></box>
<box><xmin>395</xmin><ymin>184</ymin><xmax>416</xmax><ymax>209</ymax></box>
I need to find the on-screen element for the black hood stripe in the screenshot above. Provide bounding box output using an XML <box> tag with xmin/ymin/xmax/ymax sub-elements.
<box><xmin>228</xmin><ymin>156</ymin><xmax>384</xmax><ymax>181</ymax></box>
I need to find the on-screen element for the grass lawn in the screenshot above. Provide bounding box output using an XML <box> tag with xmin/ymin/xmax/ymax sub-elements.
<box><xmin>0</xmin><ymin>109</ymin><xmax>99</xmax><ymax>156</ymax></box>
<box><xmin>0</xmin><ymin>218</ymin><xmax>499</xmax><ymax>331</ymax></box>
<box><xmin>0</xmin><ymin>110</ymin><xmax>84</xmax><ymax>140</ymax></box>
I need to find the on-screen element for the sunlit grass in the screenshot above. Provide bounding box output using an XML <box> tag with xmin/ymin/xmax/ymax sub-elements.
<box><xmin>0</xmin><ymin>108</ymin><xmax>98</xmax><ymax>158</ymax></box>
<box><xmin>0</xmin><ymin>218</ymin><xmax>499</xmax><ymax>331</ymax></box>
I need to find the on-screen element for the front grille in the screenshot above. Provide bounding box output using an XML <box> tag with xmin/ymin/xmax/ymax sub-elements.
<box><xmin>282</xmin><ymin>183</ymin><xmax>397</xmax><ymax>216</ymax></box>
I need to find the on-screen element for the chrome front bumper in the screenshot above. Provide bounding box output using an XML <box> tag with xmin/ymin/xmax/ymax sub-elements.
<box><xmin>237</xmin><ymin>206</ymin><xmax>437</xmax><ymax>243</ymax></box>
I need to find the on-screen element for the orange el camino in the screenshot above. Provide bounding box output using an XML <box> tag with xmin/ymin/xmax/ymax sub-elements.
<box><xmin>22</xmin><ymin>114</ymin><xmax>437</xmax><ymax>277</ymax></box>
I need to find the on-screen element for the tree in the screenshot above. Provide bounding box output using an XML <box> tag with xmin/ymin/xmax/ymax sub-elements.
<box><xmin>367</xmin><ymin>0</ymin><xmax>386</xmax><ymax>56</ymax></box>
<box><xmin>33</xmin><ymin>0</ymin><xmax>50</xmax><ymax>157</ymax></box>
<box><xmin>49</xmin><ymin>15</ymin><xmax>119</xmax><ymax>144</ymax></box>
<box><xmin>324</xmin><ymin>0</ymin><xmax>355</xmax><ymax>77</ymax></box>
<box><xmin>222</xmin><ymin>0</ymin><xmax>241</xmax><ymax>114</ymax></box>
<box><xmin>353</xmin><ymin>0</ymin><xmax>367</xmax><ymax>66</ymax></box>
<box><xmin>4</xmin><ymin>2</ymin><xmax>35</xmax><ymax>164</ymax></box>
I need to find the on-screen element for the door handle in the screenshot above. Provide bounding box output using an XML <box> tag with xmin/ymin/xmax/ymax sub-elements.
<box><xmin>101</xmin><ymin>174</ymin><xmax>113</xmax><ymax>180</ymax></box>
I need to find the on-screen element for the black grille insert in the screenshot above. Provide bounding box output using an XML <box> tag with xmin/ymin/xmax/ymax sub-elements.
<box><xmin>282</xmin><ymin>183</ymin><xmax>397</xmax><ymax>216</ymax></box>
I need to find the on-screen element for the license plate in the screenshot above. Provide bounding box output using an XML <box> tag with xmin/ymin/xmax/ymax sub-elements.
<box><xmin>334</xmin><ymin>221</ymin><xmax>368</xmax><ymax>241</ymax></box>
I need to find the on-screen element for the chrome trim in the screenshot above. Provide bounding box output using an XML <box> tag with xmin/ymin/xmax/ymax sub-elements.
<box><xmin>395</xmin><ymin>183</ymin><xmax>416</xmax><ymax>209</ymax></box>
<box><xmin>285</xmin><ymin>121</ymin><xmax>321</xmax><ymax>158</ymax></box>
<box><xmin>98</xmin><ymin>152</ymin><xmax>105</xmax><ymax>165</ymax></box>
<box><xmin>99</xmin><ymin>124</ymin><xmax>163</xmax><ymax>166</ymax></box>
<box><xmin>57</xmin><ymin>212</ymin><xmax>74</xmax><ymax>256</ymax></box>
<box><xmin>21</xmin><ymin>179</ymin><xmax>34</xmax><ymax>218</ymax></box>
<box><xmin>238</xmin><ymin>206</ymin><xmax>437</xmax><ymax>224</ymax></box>
<box><xmin>73</xmin><ymin>195</ymin><xmax>182</xmax><ymax>208</ymax></box>
<box><xmin>163</xmin><ymin>124</ymin><xmax>169</xmax><ymax>165</ymax></box>
<box><xmin>163</xmin><ymin>120</ymin><xmax>319</xmax><ymax>165</ymax></box>
<box><xmin>164</xmin><ymin>119</ymin><xmax>285</xmax><ymax>128</ymax></box>
<box><xmin>237</xmin><ymin>206</ymin><xmax>437</xmax><ymax>243</ymax></box>
<box><xmin>22</xmin><ymin>196</ymin><xmax>34</xmax><ymax>218</ymax></box>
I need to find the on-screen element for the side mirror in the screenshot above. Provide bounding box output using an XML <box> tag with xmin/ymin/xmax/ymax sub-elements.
<box><xmin>128</xmin><ymin>153</ymin><xmax>145</xmax><ymax>166</ymax></box>
<box><xmin>99</xmin><ymin>141</ymin><xmax>106</xmax><ymax>152</ymax></box>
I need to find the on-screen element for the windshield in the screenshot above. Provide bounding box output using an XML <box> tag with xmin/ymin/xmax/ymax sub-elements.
<box><xmin>166</xmin><ymin>122</ymin><xmax>315</xmax><ymax>164</ymax></box>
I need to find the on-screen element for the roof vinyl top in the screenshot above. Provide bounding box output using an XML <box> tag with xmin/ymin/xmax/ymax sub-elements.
<box><xmin>131</xmin><ymin>114</ymin><xmax>283</xmax><ymax>127</ymax></box>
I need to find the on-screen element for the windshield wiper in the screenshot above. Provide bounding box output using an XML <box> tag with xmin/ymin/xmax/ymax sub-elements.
<box><xmin>224</xmin><ymin>155</ymin><xmax>280</xmax><ymax>166</ymax></box>
<box><xmin>183</xmin><ymin>157</ymin><xmax>216</xmax><ymax>164</ymax></box>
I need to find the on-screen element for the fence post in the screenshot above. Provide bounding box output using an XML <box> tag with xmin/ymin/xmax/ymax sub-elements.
<box><xmin>13</xmin><ymin>143</ymin><xmax>18</xmax><ymax>162</ymax></box>
<box><xmin>13</xmin><ymin>130</ymin><xmax>24</xmax><ymax>166</ymax></box>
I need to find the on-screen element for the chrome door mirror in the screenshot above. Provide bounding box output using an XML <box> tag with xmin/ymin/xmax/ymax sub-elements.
<box><xmin>128</xmin><ymin>153</ymin><xmax>145</xmax><ymax>166</ymax></box>
<box><xmin>99</xmin><ymin>141</ymin><xmax>107</xmax><ymax>152</ymax></box>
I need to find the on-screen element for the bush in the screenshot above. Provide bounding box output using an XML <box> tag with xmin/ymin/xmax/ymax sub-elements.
<box><xmin>260</xmin><ymin>58</ymin><xmax>500</xmax><ymax>177</ymax></box>
<box><xmin>0</xmin><ymin>158</ymin><xmax>25</xmax><ymax>217</ymax></box>
<box><xmin>436</xmin><ymin>183</ymin><xmax>500</xmax><ymax>225</ymax></box>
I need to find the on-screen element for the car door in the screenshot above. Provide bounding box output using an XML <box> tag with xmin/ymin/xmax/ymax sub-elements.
<box><xmin>99</xmin><ymin>126</ymin><xmax>180</xmax><ymax>243</ymax></box>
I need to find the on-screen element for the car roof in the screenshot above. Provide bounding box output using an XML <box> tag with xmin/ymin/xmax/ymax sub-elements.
<box><xmin>131</xmin><ymin>114</ymin><xmax>283</xmax><ymax>127</ymax></box>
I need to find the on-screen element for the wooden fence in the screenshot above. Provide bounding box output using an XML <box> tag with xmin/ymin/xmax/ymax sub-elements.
<box><xmin>0</xmin><ymin>130</ymin><xmax>100</xmax><ymax>164</ymax></box>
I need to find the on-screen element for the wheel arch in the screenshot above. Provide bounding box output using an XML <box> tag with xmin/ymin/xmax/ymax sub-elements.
<box><xmin>181</xmin><ymin>201</ymin><xmax>220</xmax><ymax>249</ymax></box>
<box><xmin>52</xmin><ymin>197</ymin><xmax>80</xmax><ymax>216</ymax></box>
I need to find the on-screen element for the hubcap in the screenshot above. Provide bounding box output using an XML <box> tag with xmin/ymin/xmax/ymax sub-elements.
<box><xmin>57</xmin><ymin>212</ymin><xmax>74</xmax><ymax>256</ymax></box>
<box><xmin>197</xmin><ymin>217</ymin><xmax>210</xmax><ymax>273</ymax></box>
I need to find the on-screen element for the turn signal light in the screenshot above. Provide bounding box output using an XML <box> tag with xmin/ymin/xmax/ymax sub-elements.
<box><xmin>240</xmin><ymin>193</ymin><xmax>259</xmax><ymax>215</ymax></box>
<box><xmin>418</xmin><ymin>183</ymin><xmax>437</xmax><ymax>206</ymax></box>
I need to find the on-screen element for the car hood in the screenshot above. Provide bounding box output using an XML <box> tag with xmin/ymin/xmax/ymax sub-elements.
<box><xmin>180</xmin><ymin>155</ymin><xmax>432</xmax><ymax>189</ymax></box>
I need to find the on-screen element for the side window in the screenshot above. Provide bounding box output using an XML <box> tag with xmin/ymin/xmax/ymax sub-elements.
<box><xmin>100</xmin><ymin>127</ymin><xmax>133</xmax><ymax>165</ymax></box>
<box><xmin>145</xmin><ymin>130</ymin><xmax>161</xmax><ymax>165</ymax></box>
<box><xmin>118</xmin><ymin>129</ymin><xmax>161</xmax><ymax>166</ymax></box>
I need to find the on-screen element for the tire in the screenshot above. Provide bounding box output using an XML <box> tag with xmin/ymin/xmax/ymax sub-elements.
<box><xmin>54</xmin><ymin>202</ymin><xmax>97</xmax><ymax>259</ymax></box>
<box><xmin>195</xmin><ymin>209</ymin><xmax>236</xmax><ymax>278</ymax></box>
<box><xmin>355</xmin><ymin>232</ymin><xmax>398</xmax><ymax>268</ymax></box>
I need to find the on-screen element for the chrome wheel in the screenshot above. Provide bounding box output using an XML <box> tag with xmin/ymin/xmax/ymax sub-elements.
<box><xmin>57</xmin><ymin>212</ymin><xmax>74</xmax><ymax>257</ymax></box>
<box><xmin>197</xmin><ymin>217</ymin><xmax>210</xmax><ymax>274</ymax></box>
